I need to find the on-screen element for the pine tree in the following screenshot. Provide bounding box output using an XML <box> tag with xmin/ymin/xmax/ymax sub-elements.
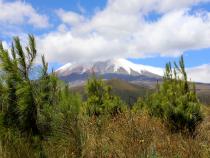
<box><xmin>0</xmin><ymin>76</ymin><xmax>6</xmax><ymax>113</ymax></box>
<box><xmin>147</xmin><ymin>56</ymin><xmax>202</xmax><ymax>134</ymax></box>
<box><xmin>0</xmin><ymin>40</ymin><xmax>20</xmax><ymax>127</ymax></box>
<box><xmin>85</xmin><ymin>75</ymin><xmax>124</xmax><ymax>116</ymax></box>
<box><xmin>0</xmin><ymin>35</ymin><xmax>45</xmax><ymax>135</ymax></box>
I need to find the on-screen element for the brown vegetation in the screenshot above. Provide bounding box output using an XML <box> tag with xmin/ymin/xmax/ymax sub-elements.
<box><xmin>1</xmin><ymin>110</ymin><xmax>209</xmax><ymax>158</ymax></box>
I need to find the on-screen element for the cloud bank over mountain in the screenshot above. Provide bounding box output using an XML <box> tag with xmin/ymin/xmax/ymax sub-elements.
<box><xmin>37</xmin><ymin>0</ymin><xmax>210</xmax><ymax>63</ymax></box>
<box><xmin>1</xmin><ymin>0</ymin><xmax>210</xmax><ymax>83</ymax></box>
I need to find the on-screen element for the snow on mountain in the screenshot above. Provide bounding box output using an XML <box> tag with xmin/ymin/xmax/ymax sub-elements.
<box><xmin>56</xmin><ymin>58</ymin><xmax>164</xmax><ymax>77</ymax></box>
<box><xmin>56</xmin><ymin>63</ymin><xmax>72</xmax><ymax>72</ymax></box>
<box><xmin>56</xmin><ymin>62</ymin><xmax>95</xmax><ymax>76</ymax></box>
<box><xmin>55</xmin><ymin>58</ymin><xmax>210</xmax><ymax>83</ymax></box>
<box><xmin>108</xmin><ymin>58</ymin><xmax>163</xmax><ymax>76</ymax></box>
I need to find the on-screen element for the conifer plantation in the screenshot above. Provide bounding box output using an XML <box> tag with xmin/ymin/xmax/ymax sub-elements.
<box><xmin>0</xmin><ymin>35</ymin><xmax>210</xmax><ymax>158</ymax></box>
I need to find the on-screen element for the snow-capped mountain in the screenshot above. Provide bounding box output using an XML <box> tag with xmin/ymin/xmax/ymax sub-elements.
<box><xmin>56</xmin><ymin>58</ymin><xmax>210</xmax><ymax>85</ymax></box>
<box><xmin>55</xmin><ymin>58</ymin><xmax>163</xmax><ymax>86</ymax></box>
<box><xmin>56</xmin><ymin>58</ymin><xmax>164</xmax><ymax>77</ymax></box>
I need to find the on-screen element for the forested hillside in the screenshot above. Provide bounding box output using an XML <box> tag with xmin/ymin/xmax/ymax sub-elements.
<box><xmin>0</xmin><ymin>36</ymin><xmax>210</xmax><ymax>158</ymax></box>
<box><xmin>72</xmin><ymin>78</ymin><xmax>210</xmax><ymax>106</ymax></box>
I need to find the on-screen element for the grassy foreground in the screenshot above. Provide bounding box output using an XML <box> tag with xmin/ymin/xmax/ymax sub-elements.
<box><xmin>0</xmin><ymin>109</ymin><xmax>210</xmax><ymax>158</ymax></box>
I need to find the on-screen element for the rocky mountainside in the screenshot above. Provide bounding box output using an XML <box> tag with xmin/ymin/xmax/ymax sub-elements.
<box><xmin>56</xmin><ymin>58</ymin><xmax>210</xmax><ymax>85</ymax></box>
<box><xmin>56</xmin><ymin>58</ymin><xmax>163</xmax><ymax>86</ymax></box>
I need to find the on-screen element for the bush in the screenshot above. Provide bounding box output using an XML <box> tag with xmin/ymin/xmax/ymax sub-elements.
<box><xmin>146</xmin><ymin>56</ymin><xmax>202</xmax><ymax>134</ymax></box>
<box><xmin>85</xmin><ymin>75</ymin><xmax>125</xmax><ymax>116</ymax></box>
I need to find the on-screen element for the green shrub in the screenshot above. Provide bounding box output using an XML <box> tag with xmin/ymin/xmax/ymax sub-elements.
<box><xmin>85</xmin><ymin>75</ymin><xmax>125</xmax><ymax>116</ymax></box>
<box><xmin>146</xmin><ymin>56</ymin><xmax>202</xmax><ymax>134</ymax></box>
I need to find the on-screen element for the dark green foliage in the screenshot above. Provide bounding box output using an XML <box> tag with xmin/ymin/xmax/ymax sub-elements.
<box><xmin>0</xmin><ymin>78</ymin><xmax>5</xmax><ymax>112</ymax></box>
<box><xmin>43</xmin><ymin>84</ymin><xmax>84</xmax><ymax>157</ymax></box>
<box><xmin>38</xmin><ymin>56</ymin><xmax>58</xmax><ymax>107</ymax></box>
<box><xmin>0</xmin><ymin>38</ymin><xmax>20</xmax><ymax>128</ymax></box>
<box><xmin>0</xmin><ymin>35</ymin><xmax>86</xmax><ymax>158</ymax></box>
<box><xmin>0</xmin><ymin>35</ymin><xmax>58</xmax><ymax>136</ymax></box>
<box><xmin>85</xmin><ymin>75</ymin><xmax>125</xmax><ymax>116</ymax></box>
<box><xmin>146</xmin><ymin>56</ymin><xmax>202</xmax><ymax>134</ymax></box>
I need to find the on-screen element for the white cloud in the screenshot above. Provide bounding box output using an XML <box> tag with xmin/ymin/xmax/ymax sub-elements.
<box><xmin>106</xmin><ymin>0</ymin><xmax>209</xmax><ymax>14</ymax></box>
<box><xmin>132</xmin><ymin>9</ymin><xmax>210</xmax><ymax>57</ymax></box>
<box><xmin>187</xmin><ymin>64</ymin><xmax>210</xmax><ymax>83</ymax></box>
<box><xmin>38</xmin><ymin>32</ymin><xmax>127</xmax><ymax>63</ymax></box>
<box><xmin>0</xmin><ymin>0</ymin><xmax>49</xmax><ymax>28</ymax></box>
<box><xmin>37</xmin><ymin>0</ymin><xmax>210</xmax><ymax>64</ymax></box>
<box><xmin>56</xmin><ymin>9</ymin><xmax>85</xmax><ymax>26</ymax></box>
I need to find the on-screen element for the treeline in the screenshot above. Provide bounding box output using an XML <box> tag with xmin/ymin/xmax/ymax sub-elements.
<box><xmin>0</xmin><ymin>35</ymin><xmax>207</xmax><ymax>158</ymax></box>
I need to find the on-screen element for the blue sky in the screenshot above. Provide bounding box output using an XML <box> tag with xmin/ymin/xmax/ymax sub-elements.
<box><xmin>1</xmin><ymin>0</ymin><xmax>210</xmax><ymax>71</ymax></box>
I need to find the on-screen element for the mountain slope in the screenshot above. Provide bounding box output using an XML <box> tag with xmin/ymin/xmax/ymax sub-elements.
<box><xmin>56</xmin><ymin>58</ymin><xmax>210</xmax><ymax>84</ymax></box>
<box><xmin>56</xmin><ymin>58</ymin><xmax>163</xmax><ymax>85</ymax></box>
<box><xmin>71</xmin><ymin>78</ymin><xmax>153</xmax><ymax>105</ymax></box>
<box><xmin>71</xmin><ymin>78</ymin><xmax>210</xmax><ymax>105</ymax></box>
<box><xmin>56</xmin><ymin>58</ymin><xmax>163</xmax><ymax>76</ymax></box>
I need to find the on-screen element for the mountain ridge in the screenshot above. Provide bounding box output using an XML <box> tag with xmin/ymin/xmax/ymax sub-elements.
<box><xmin>56</xmin><ymin>58</ymin><xmax>210</xmax><ymax>84</ymax></box>
<box><xmin>56</xmin><ymin>58</ymin><xmax>164</xmax><ymax>77</ymax></box>
<box><xmin>56</xmin><ymin>58</ymin><xmax>163</xmax><ymax>86</ymax></box>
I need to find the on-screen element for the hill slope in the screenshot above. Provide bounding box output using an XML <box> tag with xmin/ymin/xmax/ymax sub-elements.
<box><xmin>72</xmin><ymin>78</ymin><xmax>210</xmax><ymax>105</ymax></box>
<box><xmin>71</xmin><ymin>79</ymin><xmax>153</xmax><ymax>104</ymax></box>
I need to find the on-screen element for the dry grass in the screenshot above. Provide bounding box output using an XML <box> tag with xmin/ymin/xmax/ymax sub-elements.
<box><xmin>42</xmin><ymin>110</ymin><xmax>210</xmax><ymax>158</ymax></box>
<box><xmin>1</xmin><ymin>109</ymin><xmax>210</xmax><ymax>158</ymax></box>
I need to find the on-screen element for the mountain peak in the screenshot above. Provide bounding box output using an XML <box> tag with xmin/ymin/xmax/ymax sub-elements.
<box><xmin>110</xmin><ymin>58</ymin><xmax>131</xmax><ymax>64</ymax></box>
<box><xmin>55</xmin><ymin>59</ymin><xmax>210</xmax><ymax>84</ymax></box>
<box><xmin>56</xmin><ymin>62</ymin><xmax>72</xmax><ymax>72</ymax></box>
<box><xmin>56</xmin><ymin>58</ymin><xmax>164</xmax><ymax>77</ymax></box>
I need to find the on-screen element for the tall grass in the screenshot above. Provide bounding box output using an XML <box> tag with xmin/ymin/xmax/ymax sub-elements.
<box><xmin>1</xmin><ymin>109</ymin><xmax>209</xmax><ymax>158</ymax></box>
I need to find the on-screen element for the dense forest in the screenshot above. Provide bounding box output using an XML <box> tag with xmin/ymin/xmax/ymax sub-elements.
<box><xmin>0</xmin><ymin>35</ymin><xmax>209</xmax><ymax>158</ymax></box>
